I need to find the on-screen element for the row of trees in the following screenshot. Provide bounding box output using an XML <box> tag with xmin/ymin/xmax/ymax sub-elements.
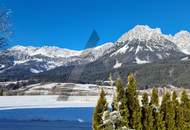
<box><xmin>93</xmin><ymin>74</ymin><xmax>190</xmax><ymax>130</ymax></box>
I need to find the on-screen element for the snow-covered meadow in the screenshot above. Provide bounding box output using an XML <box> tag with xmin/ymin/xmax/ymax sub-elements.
<box><xmin>0</xmin><ymin>95</ymin><xmax>101</xmax><ymax>110</ymax></box>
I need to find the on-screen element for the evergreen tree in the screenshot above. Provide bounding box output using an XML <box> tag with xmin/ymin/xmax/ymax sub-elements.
<box><xmin>126</xmin><ymin>73</ymin><xmax>142</xmax><ymax>129</ymax></box>
<box><xmin>160</xmin><ymin>92</ymin><xmax>171</xmax><ymax>120</ymax></box>
<box><xmin>115</xmin><ymin>79</ymin><xmax>125</xmax><ymax>109</ymax></box>
<box><xmin>93</xmin><ymin>88</ymin><xmax>108</xmax><ymax>130</ymax></box>
<box><xmin>150</xmin><ymin>87</ymin><xmax>159</xmax><ymax>130</ymax></box>
<box><xmin>172</xmin><ymin>91</ymin><xmax>178</xmax><ymax>103</ymax></box>
<box><xmin>180</xmin><ymin>90</ymin><xmax>190</xmax><ymax>129</ymax></box>
<box><xmin>175</xmin><ymin>104</ymin><xmax>185</xmax><ymax>130</ymax></box>
<box><xmin>165</xmin><ymin>100</ymin><xmax>175</xmax><ymax>130</ymax></box>
<box><xmin>119</xmin><ymin>97</ymin><xmax>129</xmax><ymax>128</ymax></box>
<box><xmin>112</xmin><ymin>79</ymin><xmax>125</xmax><ymax>111</ymax></box>
<box><xmin>150</xmin><ymin>87</ymin><xmax>159</xmax><ymax>106</ymax></box>
<box><xmin>161</xmin><ymin>92</ymin><xmax>175</xmax><ymax>130</ymax></box>
<box><xmin>156</xmin><ymin>111</ymin><xmax>165</xmax><ymax>130</ymax></box>
<box><xmin>146</xmin><ymin>106</ymin><xmax>154</xmax><ymax>130</ymax></box>
<box><xmin>132</xmin><ymin>98</ymin><xmax>142</xmax><ymax>130</ymax></box>
<box><xmin>172</xmin><ymin>91</ymin><xmax>179</xmax><ymax>130</ymax></box>
<box><xmin>141</xmin><ymin>92</ymin><xmax>153</xmax><ymax>130</ymax></box>
<box><xmin>141</xmin><ymin>92</ymin><xmax>149</xmax><ymax>126</ymax></box>
<box><xmin>114</xmin><ymin>79</ymin><xmax>129</xmax><ymax>128</ymax></box>
<box><xmin>92</xmin><ymin>73</ymin><xmax>190</xmax><ymax>130</ymax></box>
<box><xmin>126</xmin><ymin>74</ymin><xmax>138</xmax><ymax>127</ymax></box>
<box><xmin>142</xmin><ymin>92</ymin><xmax>149</xmax><ymax>106</ymax></box>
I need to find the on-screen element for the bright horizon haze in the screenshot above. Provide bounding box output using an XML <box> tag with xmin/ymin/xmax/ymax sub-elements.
<box><xmin>3</xmin><ymin>0</ymin><xmax>190</xmax><ymax>50</ymax></box>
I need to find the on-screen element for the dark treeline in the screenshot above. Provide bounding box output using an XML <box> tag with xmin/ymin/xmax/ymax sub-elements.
<box><xmin>93</xmin><ymin>74</ymin><xmax>190</xmax><ymax>130</ymax></box>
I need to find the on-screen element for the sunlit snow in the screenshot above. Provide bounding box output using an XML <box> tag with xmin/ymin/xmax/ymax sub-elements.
<box><xmin>135</xmin><ymin>57</ymin><xmax>150</xmax><ymax>64</ymax></box>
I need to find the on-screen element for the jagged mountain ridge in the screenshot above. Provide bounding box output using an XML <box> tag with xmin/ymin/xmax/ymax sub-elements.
<box><xmin>1</xmin><ymin>25</ymin><xmax>190</xmax><ymax>83</ymax></box>
<box><xmin>0</xmin><ymin>42</ymin><xmax>114</xmax><ymax>80</ymax></box>
<box><xmin>109</xmin><ymin>25</ymin><xmax>188</xmax><ymax>65</ymax></box>
<box><xmin>33</xmin><ymin>25</ymin><xmax>190</xmax><ymax>88</ymax></box>
<box><xmin>118</xmin><ymin>25</ymin><xmax>190</xmax><ymax>55</ymax></box>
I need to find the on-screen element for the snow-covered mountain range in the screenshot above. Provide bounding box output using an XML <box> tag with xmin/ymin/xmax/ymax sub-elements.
<box><xmin>110</xmin><ymin>25</ymin><xmax>188</xmax><ymax>65</ymax></box>
<box><xmin>118</xmin><ymin>25</ymin><xmax>190</xmax><ymax>55</ymax></box>
<box><xmin>0</xmin><ymin>42</ymin><xmax>113</xmax><ymax>75</ymax></box>
<box><xmin>0</xmin><ymin>25</ymin><xmax>190</xmax><ymax>82</ymax></box>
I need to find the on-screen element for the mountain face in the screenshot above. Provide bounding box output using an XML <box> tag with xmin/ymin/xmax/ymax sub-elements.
<box><xmin>33</xmin><ymin>25</ymin><xmax>190</xmax><ymax>88</ymax></box>
<box><xmin>0</xmin><ymin>42</ymin><xmax>114</xmax><ymax>80</ymax></box>
<box><xmin>170</xmin><ymin>31</ymin><xmax>190</xmax><ymax>55</ymax></box>
<box><xmin>1</xmin><ymin>25</ymin><xmax>190</xmax><ymax>88</ymax></box>
<box><xmin>110</xmin><ymin>25</ymin><xmax>186</xmax><ymax>65</ymax></box>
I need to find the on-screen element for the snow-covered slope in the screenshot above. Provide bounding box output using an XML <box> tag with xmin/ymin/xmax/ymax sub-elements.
<box><xmin>81</xmin><ymin>42</ymin><xmax>114</xmax><ymax>61</ymax></box>
<box><xmin>118</xmin><ymin>25</ymin><xmax>165</xmax><ymax>42</ymax></box>
<box><xmin>10</xmin><ymin>45</ymin><xmax>81</xmax><ymax>58</ymax></box>
<box><xmin>118</xmin><ymin>25</ymin><xmax>190</xmax><ymax>55</ymax></box>
<box><xmin>111</xmin><ymin>25</ymin><xmax>186</xmax><ymax>65</ymax></box>
<box><xmin>171</xmin><ymin>31</ymin><xmax>190</xmax><ymax>54</ymax></box>
<box><xmin>0</xmin><ymin>42</ymin><xmax>114</xmax><ymax>77</ymax></box>
<box><xmin>1</xmin><ymin>25</ymin><xmax>190</xmax><ymax>81</ymax></box>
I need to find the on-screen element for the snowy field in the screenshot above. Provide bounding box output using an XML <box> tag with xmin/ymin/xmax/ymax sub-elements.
<box><xmin>2</xmin><ymin>82</ymin><xmax>114</xmax><ymax>96</ymax></box>
<box><xmin>0</xmin><ymin>95</ymin><xmax>109</xmax><ymax>110</ymax></box>
<box><xmin>0</xmin><ymin>95</ymin><xmax>113</xmax><ymax>110</ymax></box>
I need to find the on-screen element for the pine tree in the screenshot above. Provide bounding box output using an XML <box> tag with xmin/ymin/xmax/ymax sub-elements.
<box><xmin>180</xmin><ymin>90</ymin><xmax>190</xmax><ymax>129</ymax></box>
<box><xmin>150</xmin><ymin>87</ymin><xmax>159</xmax><ymax>106</ymax></box>
<box><xmin>126</xmin><ymin>73</ymin><xmax>142</xmax><ymax>130</ymax></box>
<box><xmin>165</xmin><ymin>100</ymin><xmax>175</xmax><ymax>130</ymax></box>
<box><xmin>93</xmin><ymin>88</ymin><xmax>108</xmax><ymax>130</ymax></box>
<box><xmin>142</xmin><ymin>92</ymin><xmax>149</xmax><ymax>106</ymax></box>
<box><xmin>112</xmin><ymin>79</ymin><xmax>125</xmax><ymax>111</ymax></box>
<box><xmin>175</xmin><ymin>104</ymin><xmax>185</xmax><ymax>130</ymax></box>
<box><xmin>141</xmin><ymin>92</ymin><xmax>149</xmax><ymax>127</ymax></box>
<box><xmin>161</xmin><ymin>92</ymin><xmax>175</xmax><ymax>130</ymax></box>
<box><xmin>119</xmin><ymin>97</ymin><xmax>129</xmax><ymax>128</ymax></box>
<box><xmin>132</xmin><ymin>98</ymin><xmax>142</xmax><ymax>130</ymax></box>
<box><xmin>114</xmin><ymin>79</ymin><xmax>129</xmax><ymax>128</ymax></box>
<box><xmin>93</xmin><ymin>73</ymin><xmax>190</xmax><ymax>130</ymax></box>
<box><xmin>126</xmin><ymin>74</ymin><xmax>137</xmax><ymax>127</ymax></box>
<box><xmin>156</xmin><ymin>111</ymin><xmax>165</xmax><ymax>130</ymax></box>
<box><xmin>172</xmin><ymin>91</ymin><xmax>178</xmax><ymax>103</ymax></box>
<box><xmin>160</xmin><ymin>92</ymin><xmax>171</xmax><ymax>120</ymax></box>
<box><xmin>172</xmin><ymin>91</ymin><xmax>179</xmax><ymax>130</ymax></box>
<box><xmin>141</xmin><ymin>92</ymin><xmax>153</xmax><ymax>130</ymax></box>
<box><xmin>150</xmin><ymin>87</ymin><xmax>159</xmax><ymax>130</ymax></box>
<box><xmin>115</xmin><ymin>79</ymin><xmax>125</xmax><ymax>109</ymax></box>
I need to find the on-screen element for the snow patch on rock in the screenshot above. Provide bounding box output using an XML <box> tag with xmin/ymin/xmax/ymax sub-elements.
<box><xmin>118</xmin><ymin>25</ymin><xmax>164</xmax><ymax>42</ymax></box>
<box><xmin>30</xmin><ymin>68</ymin><xmax>43</xmax><ymax>74</ymax></box>
<box><xmin>156</xmin><ymin>54</ymin><xmax>163</xmax><ymax>59</ymax></box>
<box><xmin>181</xmin><ymin>57</ymin><xmax>189</xmax><ymax>61</ymax></box>
<box><xmin>135</xmin><ymin>57</ymin><xmax>150</xmax><ymax>64</ymax></box>
<box><xmin>0</xmin><ymin>64</ymin><xmax>5</xmax><ymax>69</ymax></box>
<box><xmin>171</xmin><ymin>31</ymin><xmax>190</xmax><ymax>54</ymax></box>
<box><xmin>113</xmin><ymin>61</ymin><xmax>122</xmax><ymax>68</ymax></box>
<box><xmin>110</xmin><ymin>44</ymin><xmax>129</xmax><ymax>56</ymax></box>
<box><xmin>135</xmin><ymin>45</ymin><xmax>143</xmax><ymax>54</ymax></box>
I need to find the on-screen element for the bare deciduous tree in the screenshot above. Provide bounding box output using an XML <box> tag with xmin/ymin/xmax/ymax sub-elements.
<box><xmin>0</xmin><ymin>7</ymin><xmax>11</xmax><ymax>48</ymax></box>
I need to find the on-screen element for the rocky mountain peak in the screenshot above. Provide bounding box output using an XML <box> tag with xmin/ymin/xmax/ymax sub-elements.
<box><xmin>117</xmin><ymin>25</ymin><xmax>164</xmax><ymax>42</ymax></box>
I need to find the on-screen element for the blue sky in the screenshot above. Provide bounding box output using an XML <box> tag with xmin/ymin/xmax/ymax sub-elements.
<box><xmin>3</xmin><ymin>0</ymin><xmax>190</xmax><ymax>50</ymax></box>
